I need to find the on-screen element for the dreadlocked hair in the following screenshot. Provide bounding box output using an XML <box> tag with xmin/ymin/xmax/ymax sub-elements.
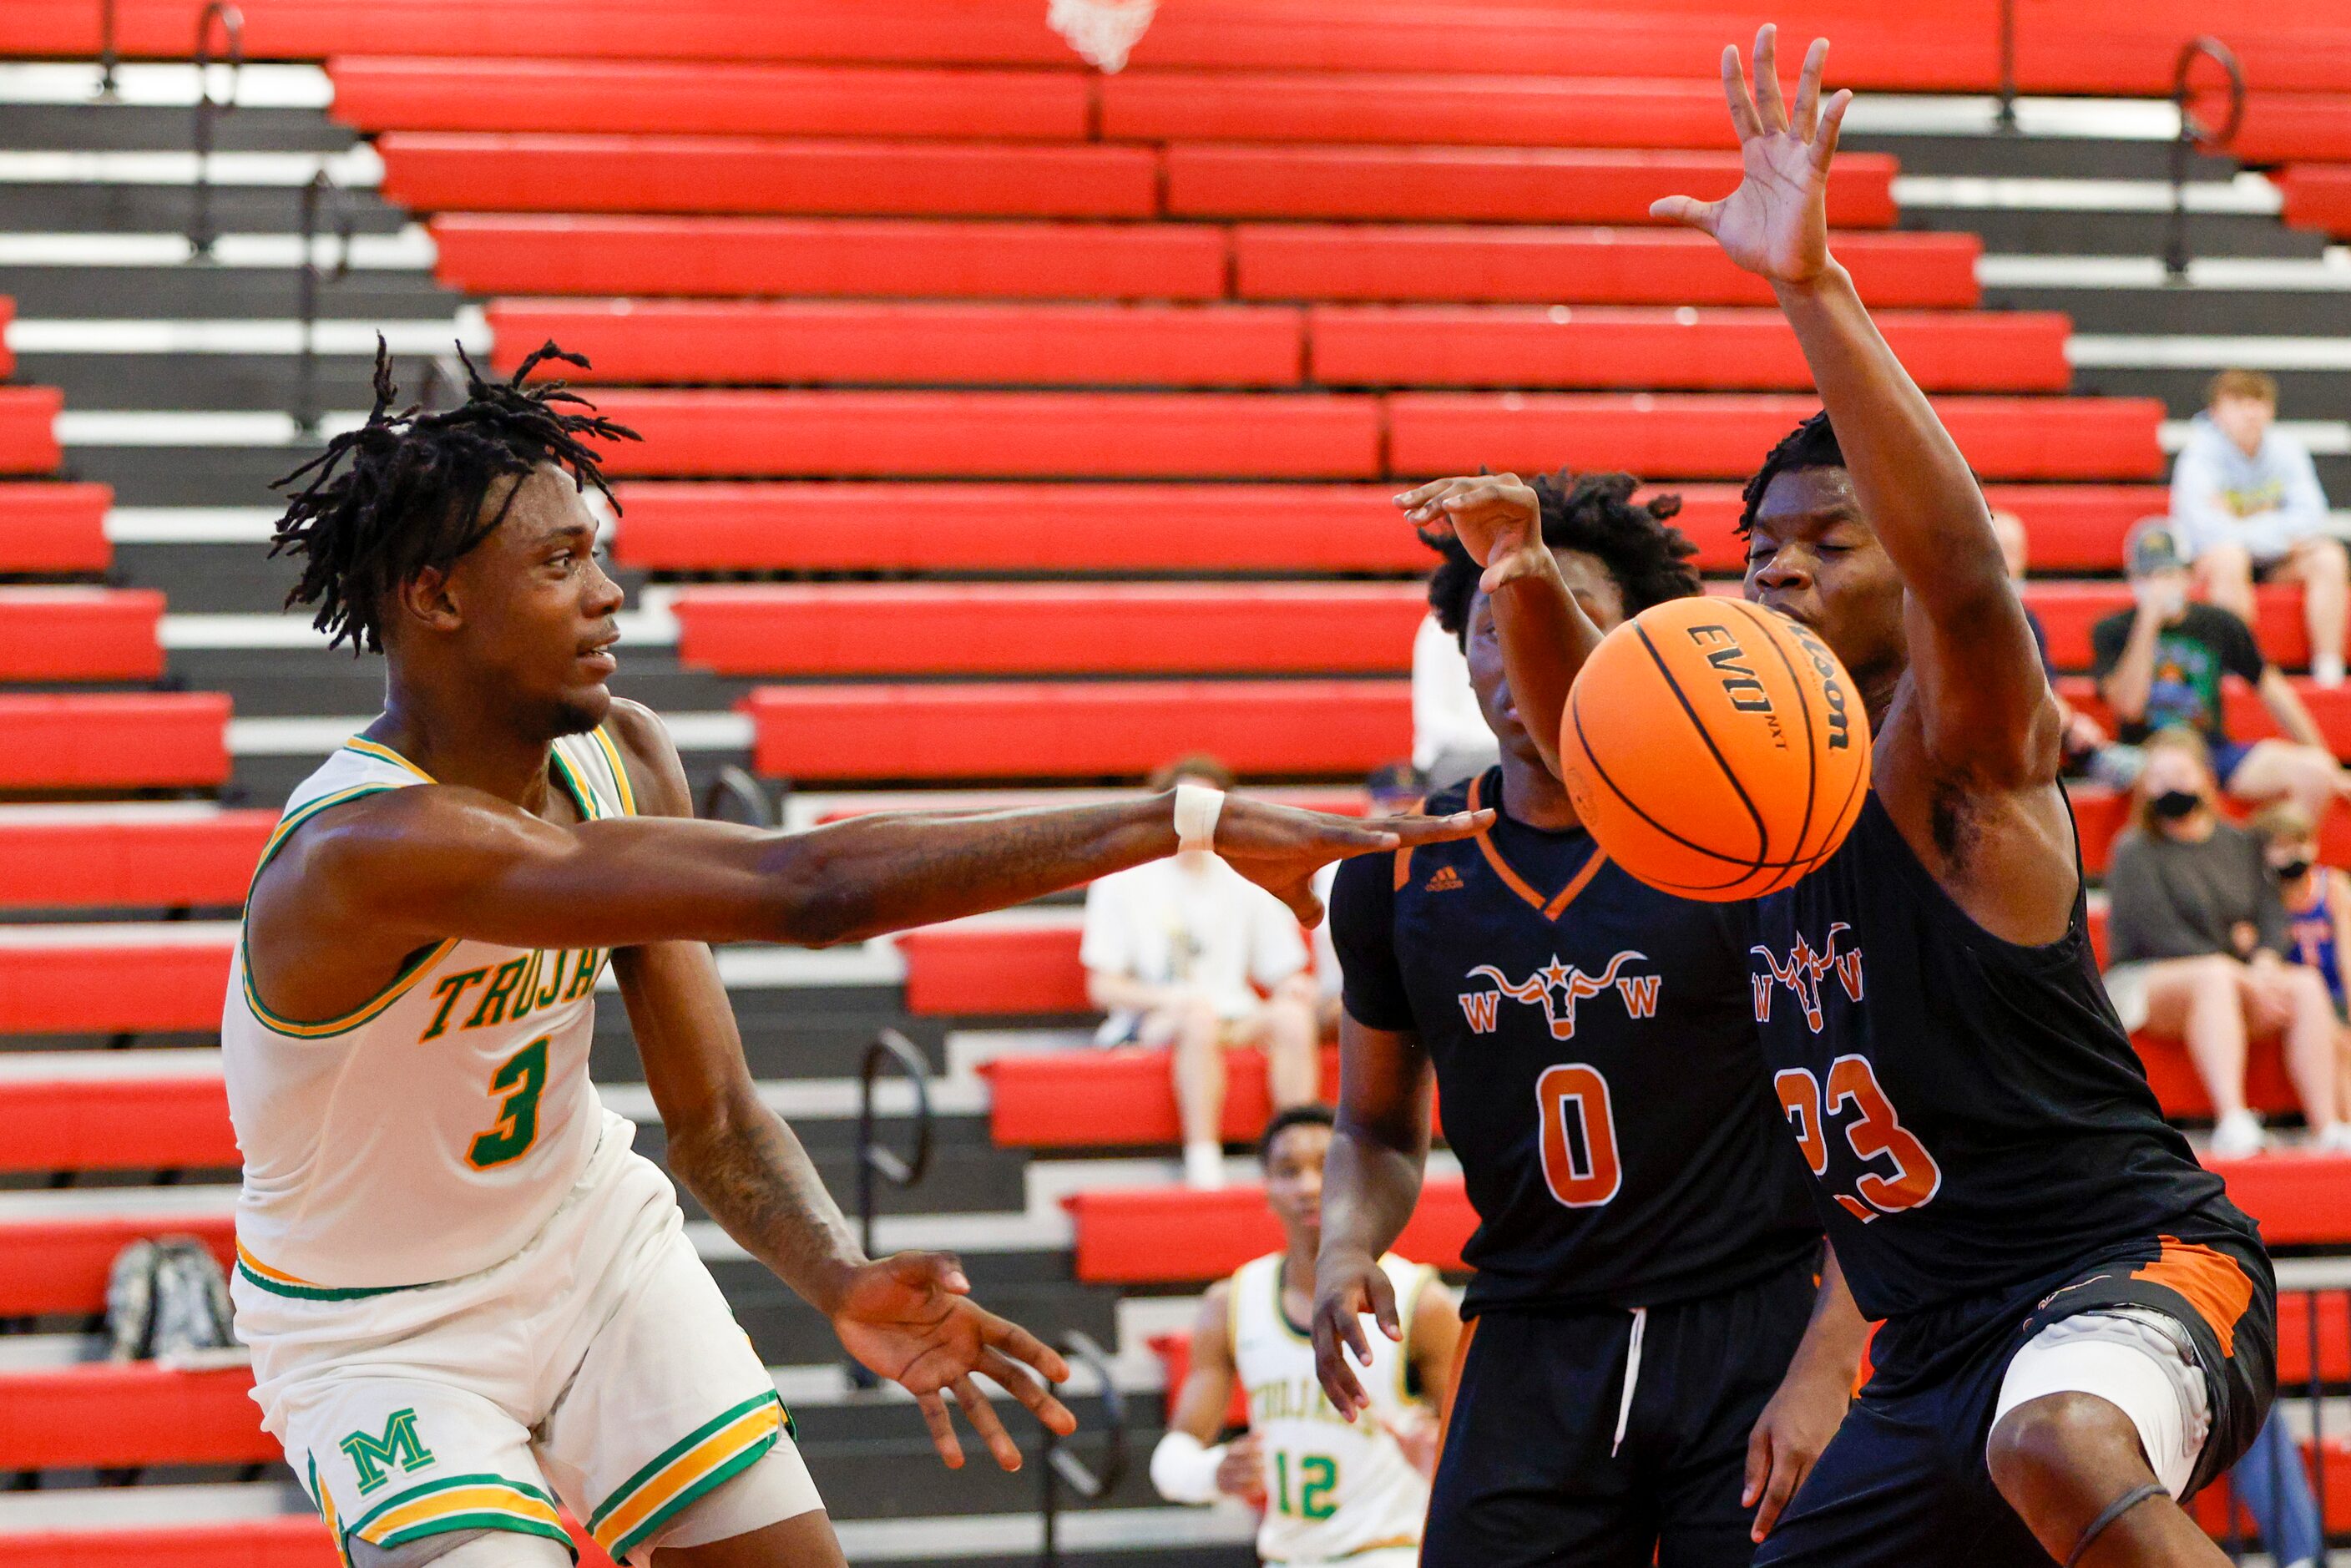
<box><xmin>1737</xmin><ymin>410</ymin><xmax>1844</xmax><ymax>536</ymax></box>
<box><xmin>267</xmin><ymin>336</ymin><xmax>640</xmax><ymax>655</ymax></box>
<box><xmin>1425</xmin><ymin>469</ymin><xmax>1699</xmax><ymax>649</ymax></box>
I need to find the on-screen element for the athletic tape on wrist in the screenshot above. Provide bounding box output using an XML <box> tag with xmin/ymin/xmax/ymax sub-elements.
<box><xmin>1150</xmin><ymin>1430</ymin><xmax>1229</xmax><ymax>1505</ymax></box>
<box><xmin>1174</xmin><ymin>784</ymin><xmax>1225</xmax><ymax>856</ymax></box>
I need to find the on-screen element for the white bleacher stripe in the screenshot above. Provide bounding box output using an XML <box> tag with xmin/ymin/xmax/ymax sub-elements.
<box><xmin>8</xmin><ymin>316</ymin><xmax>478</xmax><ymax>355</ymax></box>
<box><xmin>1892</xmin><ymin>171</ymin><xmax>2279</xmax><ymax>214</ymax></box>
<box><xmin>106</xmin><ymin>506</ymin><xmax>282</xmax><ymax>544</ymax></box>
<box><xmin>1843</xmin><ymin>95</ymin><xmax>2180</xmax><ymax>140</ymax></box>
<box><xmin>0</xmin><ymin>226</ymin><xmax>436</xmax><ymax>269</ymax></box>
<box><xmin>2069</xmin><ymin>335</ymin><xmax>2351</xmax><ymax>370</ymax></box>
<box><xmin>0</xmin><ymin>1047</ymin><xmax>221</xmax><ymax>1081</ymax></box>
<box><xmin>0</xmin><ymin>918</ymin><xmax>235</xmax><ymax>948</ymax></box>
<box><xmin>162</xmin><ymin>605</ymin><xmax>678</xmax><ymax>650</ymax></box>
<box><xmin>2161</xmin><ymin>418</ymin><xmax>2351</xmax><ymax>457</ymax></box>
<box><xmin>0</xmin><ymin>145</ymin><xmax>381</xmax><ymax>188</ymax></box>
<box><xmin>599</xmin><ymin>1075</ymin><xmax>987</xmax><ymax>1123</ymax></box>
<box><xmin>0</xmin><ymin>62</ymin><xmax>331</xmax><ymax>109</ymax></box>
<box><xmin>1978</xmin><ymin>250</ymin><xmax>2351</xmax><ymax>291</ymax></box>
<box><xmin>58</xmin><ymin>409</ymin><xmax>376</xmax><ymax>445</ymax></box>
<box><xmin>0</xmin><ymin>799</ymin><xmax>232</xmax><ymax>822</ymax></box>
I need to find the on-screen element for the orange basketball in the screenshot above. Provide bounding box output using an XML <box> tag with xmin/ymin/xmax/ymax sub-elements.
<box><xmin>1558</xmin><ymin>595</ymin><xmax>1872</xmax><ymax>901</ymax></box>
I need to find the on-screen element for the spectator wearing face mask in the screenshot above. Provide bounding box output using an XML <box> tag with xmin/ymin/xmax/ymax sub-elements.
<box><xmin>2101</xmin><ymin>728</ymin><xmax>2349</xmax><ymax>1158</ymax></box>
<box><xmin>2092</xmin><ymin>519</ymin><xmax>2348</xmax><ymax>823</ymax></box>
<box><xmin>2251</xmin><ymin>801</ymin><xmax>2351</xmax><ymax>1154</ymax></box>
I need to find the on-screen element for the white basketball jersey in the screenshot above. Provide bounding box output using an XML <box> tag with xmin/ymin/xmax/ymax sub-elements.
<box><xmin>1231</xmin><ymin>1252</ymin><xmax>1439</xmax><ymax>1565</ymax></box>
<box><xmin>223</xmin><ymin>729</ymin><xmax>637</xmax><ymax>1296</ymax></box>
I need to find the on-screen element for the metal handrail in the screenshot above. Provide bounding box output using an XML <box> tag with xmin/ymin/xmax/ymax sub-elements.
<box><xmin>844</xmin><ymin>1029</ymin><xmax>935</xmax><ymax>1390</ymax></box>
<box><xmin>187</xmin><ymin>2</ymin><xmax>244</xmax><ymax>258</ymax></box>
<box><xmin>700</xmin><ymin>765</ymin><xmax>776</xmax><ymax>828</ymax></box>
<box><xmin>1039</xmin><ymin>1330</ymin><xmax>1127</xmax><ymax>1568</ymax></box>
<box><xmin>1993</xmin><ymin>0</ymin><xmax>2018</xmax><ymax>134</ymax></box>
<box><xmin>292</xmin><ymin>169</ymin><xmax>354</xmax><ymax>434</ymax></box>
<box><xmin>2166</xmin><ymin>34</ymin><xmax>2247</xmax><ymax>281</ymax></box>
<box><xmin>96</xmin><ymin>0</ymin><xmax>120</xmax><ymax>99</ymax></box>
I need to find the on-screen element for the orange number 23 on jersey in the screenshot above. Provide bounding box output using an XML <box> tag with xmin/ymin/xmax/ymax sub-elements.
<box><xmin>1773</xmin><ymin>1054</ymin><xmax>1941</xmax><ymax>1223</ymax></box>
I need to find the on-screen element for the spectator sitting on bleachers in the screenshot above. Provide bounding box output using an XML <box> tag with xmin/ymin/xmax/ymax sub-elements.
<box><xmin>1412</xmin><ymin>609</ymin><xmax>1496</xmax><ymax>791</ymax></box>
<box><xmin>1990</xmin><ymin>508</ymin><xmax>2136</xmax><ymax>788</ymax></box>
<box><xmin>2092</xmin><ymin>519</ymin><xmax>2348</xmax><ymax>823</ymax></box>
<box><xmin>1310</xmin><ymin>762</ymin><xmax>1425</xmax><ymax>1037</ymax></box>
<box><xmin>2252</xmin><ymin>800</ymin><xmax>2351</xmax><ymax>1153</ymax></box>
<box><xmin>1083</xmin><ymin>755</ymin><xmax>1320</xmax><ymax>1189</ymax></box>
<box><xmin>2173</xmin><ymin>368</ymin><xmax>2347</xmax><ymax>687</ymax></box>
<box><xmin>2100</xmin><ymin>728</ymin><xmax>2348</xmax><ymax>1159</ymax></box>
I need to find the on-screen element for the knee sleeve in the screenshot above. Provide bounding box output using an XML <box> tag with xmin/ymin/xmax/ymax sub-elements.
<box><xmin>350</xmin><ymin>1530</ymin><xmax>575</xmax><ymax>1568</ymax></box>
<box><xmin>1992</xmin><ymin>1308</ymin><xmax>2212</xmax><ymax>1498</ymax></box>
<box><xmin>628</xmin><ymin>1440</ymin><xmax>827</xmax><ymax>1565</ymax></box>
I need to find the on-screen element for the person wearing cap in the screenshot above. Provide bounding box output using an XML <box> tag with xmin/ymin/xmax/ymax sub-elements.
<box><xmin>2172</xmin><ymin>368</ymin><xmax>2347</xmax><ymax>687</ymax></box>
<box><xmin>2091</xmin><ymin>519</ymin><xmax>2348</xmax><ymax>823</ymax></box>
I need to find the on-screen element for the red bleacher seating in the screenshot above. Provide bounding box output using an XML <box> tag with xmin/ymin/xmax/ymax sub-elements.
<box><xmin>0</xmin><ymin>483</ymin><xmax>112</xmax><ymax>573</ymax></box>
<box><xmin>1068</xmin><ymin>1178</ymin><xmax>1477</xmax><ymax>1283</ymax></box>
<box><xmin>1233</xmin><ymin>227</ymin><xmax>1981</xmax><ymax>307</ymax></box>
<box><xmin>1389</xmin><ymin>394</ymin><xmax>2166</xmax><ymax>482</ymax></box>
<box><xmin>2029</xmin><ymin>582</ymin><xmax>2308</xmax><ymax>672</ymax></box>
<box><xmin>432</xmin><ymin>215</ymin><xmax>1228</xmax><ymax>301</ymax></box>
<box><xmin>0</xmin><ymin>928</ymin><xmax>235</xmax><ymax>1033</ymax></box>
<box><xmin>746</xmin><ymin>680</ymin><xmax>1408</xmax><ymax>783</ymax></box>
<box><xmin>0</xmin><ymin>1363</ymin><xmax>272</xmax><ymax>1469</ymax></box>
<box><xmin>898</xmin><ymin>921</ymin><xmax>1085</xmax><ymax>1015</ymax></box>
<box><xmin>380</xmin><ymin>133</ymin><xmax>1160</xmax><ymax>219</ymax></box>
<box><xmin>0</xmin><ymin>387</ymin><xmax>63</xmax><ymax>475</ymax></box>
<box><xmin>0</xmin><ymin>811</ymin><xmax>272</xmax><ymax>908</ymax></box>
<box><xmin>0</xmin><ymin>693</ymin><xmax>230</xmax><ymax>789</ymax></box>
<box><xmin>0</xmin><ymin>588</ymin><xmax>164</xmax><ymax>681</ymax></box>
<box><xmin>0</xmin><ymin>1072</ymin><xmax>236</xmax><ymax>1173</ymax></box>
<box><xmin>490</xmin><ymin>301</ymin><xmax>1308</xmax><ymax>388</ymax></box>
<box><xmin>675</xmin><ymin>584</ymin><xmax>1426</xmax><ymax>676</ymax></box>
<box><xmin>985</xmin><ymin>1046</ymin><xmax>1341</xmax><ymax>1147</ymax></box>
<box><xmin>2192</xmin><ymin>1434</ymin><xmax>2351</xmax><ymax>1540</ymax></box>
<box><xmin>2226</xmin><ymin>94</ymin><xmax>2351</xmax><ymax>165</ymax></box>
<box><xmin>610</xmin><ymin>482</ymin><xmax>1433</xmax><ymax>574</ymax></box>
<box><xmin>331</xmin><ymin>58</ymin><xmax>1090</xmax><ymax>139</ymax></box>
<box><xmin>1102</xmin><ymin>71</ymin><xmax>1747</xmax><ymax>150</ymax></box>
<box><xmin>1675</xmin><ymin>483</ymin><xmax>2161</xmax><ymax>574</ymax></box>
<box><xmin>0</xmin><ymin>1211</ymin><xmax>230</xmax><ymax>1316</ymax></box>
<box><xmin>2273</xmin><ymin>1289</ymin><xmax>2351</xmax><ymax>1384</ymax></box>
<box><xmin>584</xmin><ymin>390</ymin><xmax>1383</xmax><ymax>480</ymax></box>
<box><xmin>0</xmin><ymin>1517</ymin><xmax>340</xmax><ymax>1568</ymax></box>
<box><xmin>2133</xmin><ymin>1033</ymin><xmax>2302</xmax><ymax>1121</ymax></box>
<box><xmin>1306</xmin><ymin>306</ymin><xmax>2071</xmax><ymax>392</ymax></box>
<box><xmin>1165</xmin><ymin>145</ymin><xmax>1898</xmax><ymax>226</ymax></box>
<box><xmin>2059</xmin><ymin>677</ymin><xmax>2351</xmax><ymax>756</ymax></box>
<box><xmin>2280</xmin><ymin>164</ymin><xmax>2351</xmax><ymax>239</ymax></box>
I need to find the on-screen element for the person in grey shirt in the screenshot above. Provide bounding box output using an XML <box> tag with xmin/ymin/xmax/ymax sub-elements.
<box><xmin>2101</xmin><ymin>727</ymin><xmax>2349</xmax><ymax>1157</ymax></box>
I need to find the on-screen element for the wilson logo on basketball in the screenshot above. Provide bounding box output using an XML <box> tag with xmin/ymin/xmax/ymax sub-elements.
<box><xmin>1783</xmin><ymin>618</ymin><xmax>1855</xmax><ymax>753</ymax></box>
<box><xmin>1686</xmin><ymin>623</ymin><xmax>1777</xmax><ymax>724</ymax></box>
<box><xmin>1457</xmin><ymin>951</ymin><xmax>1660</xmax><ymax>1039</ymax></box>
<box><xmin>1750</xmin><ymin>923</ymin><xmax>1866</xmax><ymax>1031</ymax></box>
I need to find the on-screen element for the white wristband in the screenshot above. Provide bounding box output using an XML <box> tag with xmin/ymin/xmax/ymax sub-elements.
<box><xmin>1173</xmin><ymin>783</ymin><xmax>1225</xmax><ymax>856</ymax></box>
<box><xmin>1150</xmin><ymin>1429</ymin><xmax>1230</xmax><ymax>1505</ymax></box>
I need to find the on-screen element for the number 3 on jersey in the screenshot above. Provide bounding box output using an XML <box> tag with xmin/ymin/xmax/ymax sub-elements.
<box><xmin>1774</xmin><ymin>1054</ymin><xmax>1941</xmax><ymax>1222</ymax></box>
<box><xmin>468</xmin><ymin>1036</ymin><xmax>549</xmax><ymax>1169</ymax></box>
<box><xmin>1536</xmin><ymin>1064</ymin><xmax>1622</xmax><ymax>1208</ymax></box>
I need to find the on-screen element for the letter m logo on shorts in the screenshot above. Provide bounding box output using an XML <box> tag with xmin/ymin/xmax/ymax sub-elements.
<box><xmin>340</xmin><ymin>1409</ymin><xmax>435</xmax><ymax>1495</ymax></box>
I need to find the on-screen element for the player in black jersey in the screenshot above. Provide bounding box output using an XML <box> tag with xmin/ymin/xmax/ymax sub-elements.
<box><xmin>1429</xmin><ymin>28</ymin><xmax>2277</xmax><ymax>1568</ymax></box>
<box><xmin>1312</xmin><ymin>471</ymin><xmax>1868</xmax><ymax>1567</ymax></box>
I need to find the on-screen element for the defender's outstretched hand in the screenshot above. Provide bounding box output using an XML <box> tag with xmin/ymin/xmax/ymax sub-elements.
<box><xmin>1215</xmin><ymin>797</ymin><xmax>1492</xmax><ymax>926</ymax></box>
<box><xmin>1651</xmin><ymin>26</ymin><xmax>1851</xmax><ymax>286</ymax></box>
<box><xmin>830</xmin><ymin>1251</ymin><xmax>1076</xmax><ymax>1471</ymax></box>
<box><xmin>1397</xmin><ymin>473</ymin><xmax>1556</xmax><ymax>596</ymax></box>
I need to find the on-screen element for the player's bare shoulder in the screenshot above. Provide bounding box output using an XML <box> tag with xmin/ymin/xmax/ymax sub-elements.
<box><xmin>599</xmin><ymin>696</ymin><xmax>691</xmax><ymax>818</ymax></box>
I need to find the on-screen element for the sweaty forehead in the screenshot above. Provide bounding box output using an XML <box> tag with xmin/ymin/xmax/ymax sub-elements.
<box><xmin>1754</xmin><ymin>466</ymin><xmax>1863</xmax><ymax>531</ymax></box>
<box><xmin>490</xmin><ymin>465</ymin><xmax>598</xmax><ymax>549</ymax></box>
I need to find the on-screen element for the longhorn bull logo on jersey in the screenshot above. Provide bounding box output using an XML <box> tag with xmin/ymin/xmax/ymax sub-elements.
<box><xmin>1750</xmin><ymin>923</ymin><xmax>1866</xmax><ymax>1031</ymax></box>
<box><xmin>1458</xmin><ymin>951</ymin><xmax>1658</xmax><ymax>1039</ymax></box>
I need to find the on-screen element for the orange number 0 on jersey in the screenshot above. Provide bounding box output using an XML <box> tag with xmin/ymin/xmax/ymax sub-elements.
<box><xmin>1536</xmin><ymin>1064</ymin><xmax>1622</xmax><ymax>1208</ymax></box>
<box><xmin>1774</xmin><ymin>1054</ymin><xmax>1942</xmax><ymax>1223</ymax></box>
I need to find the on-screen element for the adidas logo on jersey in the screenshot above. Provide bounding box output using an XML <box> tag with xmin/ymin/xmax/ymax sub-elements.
<box><xmin>1456</xmin><ymin>951</ymin><xmax>1658</xmax><ymax>1039</ymax></box>
<box><xmin>1423</xmin><ymin>866</ymin><xmax>1464</xmax><ymax>892</ymax></box>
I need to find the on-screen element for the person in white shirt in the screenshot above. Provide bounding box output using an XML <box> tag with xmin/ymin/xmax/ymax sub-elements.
<box><xmin>1412</xmin><ymin>611</ymin><xmax>1498</xmax><ymax>789</ymax></box>
<box><xmin>1084</xmin><ymin>756</ymin><xmax>1321</xmax><ymax>1188</ymax></box>
<box><xmin>2173</xmin><ymin>368</ymin><xmax>2348</xmax><ymax>687</ymax></box>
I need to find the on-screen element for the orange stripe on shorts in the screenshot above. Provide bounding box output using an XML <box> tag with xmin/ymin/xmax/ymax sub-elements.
<box><xmin>2130</xmin><ymin>1236</ymin><xmax>2253</xmax><ymax>1358</ymax></box>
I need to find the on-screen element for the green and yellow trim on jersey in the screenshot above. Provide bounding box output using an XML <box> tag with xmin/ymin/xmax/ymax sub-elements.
<box><xmin>343</xmin><ymin>735</ymin><xmax>435</xmax><ymax>782</ymax></box>
<box><xmin>307</xmin><ymin>1452</ymin><xmax>353</xmax><ymax>1568</ymax></box>
<box><xmin>589</xmin><ymin>724</ymin><xmax>638</xmax><ymax>815</ymax></box>
<box><xmin>342</xmin><ymin>1472</ymin><xmax>574</xmax><ymax>1560</ymax></box>
<box><xmin>587</xmin><ymin>1390</ymin><xmax>787</xmax><ymax>1562</ymax></box>
<box><xmin>233</xmin><ymin>1239</ymin><xmax>436</xmax><ymax>1302</ymax></box>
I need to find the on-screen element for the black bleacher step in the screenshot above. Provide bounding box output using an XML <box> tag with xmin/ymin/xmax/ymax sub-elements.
<box><xmin>64</xmin><ymin>442</ymin><xmax>327</xmax><ymax>508</ymax></box>
<box><xmin>21</xmin><ymin>352</ymin><xmax>453</xmax><ymax>414</ymax></box>
<box><xmin>114</xmin><ymin>545</ymin><xmax>305</xmax><ymax>615</ymax></box>
<box><xmin>717</xmin><ymin>1255</ymin><xmax>1120</xmax><ymax>1369</ymax></box>
<box><xmin>631</xmin><ymin>1120</ymin><xmax>1025</xmax><ymax>1222</ymax></box>
<box><xmin>594</xmin><ymin>987</ymin><xmax>943</xmax><ymax>1085</ymax></box>
<box><xmin>801</xmin><ymin>1424</ymin><xmax>1171</xmax><ymax>1521</ymax></box>
<box><xmin>2070</xmin><ymin>367</ymin><xmax>2351</xmax><ymax>423</ymax></box>
<box><xmin>0</xmin><ymin>186</ymin><xmax>409</xmax><ymax>236</ymax></box>
<box><xmin>1898</xmin><ymin>206</ymin><xmax>2330</xmax><ymax>259</ymax></box>
<box><xmin>787</xmin><ymin>1389</ymin><xmax>1133</xmax><ymax>1449</ymax></box>
<box><xmin>909</xmin><ymin>1547</ymin><xmax>1249</xmax><ymax>1568</ymax></box>
<box><xmin>1846</xmin><ymin>133</ymin><xmax>2239</xmax><ymax>184</ymax></box>
<box><xmin>0</xmin><ymin>104</ymin><xmax>356</xmax><ymax>154</ymax></box>
<box><xmin>0</xmin><ymin>266</ymin><xmax>456</xmax><ymax>321</ymax></box>
<box><xmin>1984</xmin><ymin>285</ymin><xmax>2351</xmax><ymax>338</ymax></box>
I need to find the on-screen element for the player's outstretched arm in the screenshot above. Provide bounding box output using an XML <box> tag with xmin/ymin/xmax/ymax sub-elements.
<box><xmin>1398</xmin><ymin>472</ymin><xmax>1604</xmax><ymax>778</ymax></box>
<box><xmin>1742</xmin><ymin>1245</ymin><xmax>1866</xmax><ymax>1540</ymax></box>
<box><xmin>1312</xmin><ymin>1014</ymin><xmax>1435</xmax><ymax>1422</ymax></box>
<box><xmin>610</xmin><ymin>719</ymin><xmax>1074</xmax><ymax>1474</ymax></box>
<box><xmin>1653</xmin><ymin>27</ymin><xmax>2058</xmax><ymax>788</ymax></box>
<box><xmin>283</xmin><ymin>704</ymin><xmax>1490</xmax><ymax>961</ymax></box>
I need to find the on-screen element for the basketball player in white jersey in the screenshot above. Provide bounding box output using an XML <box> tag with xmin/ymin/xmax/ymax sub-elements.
<box><xmin>231</xmin><ymin>346</ymin><xmax>1489</xmax><ymax>1568</ymax></box>
<box><xmin>1153</xmin><ymin>1106</ymin><xmax>1460</xmax><ymax>1567</ymax></box>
